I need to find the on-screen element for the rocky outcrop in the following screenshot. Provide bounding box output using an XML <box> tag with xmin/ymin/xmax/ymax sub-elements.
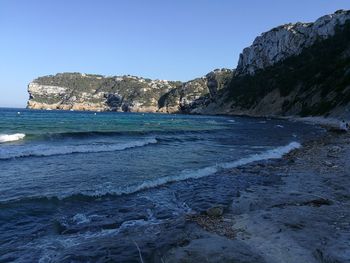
<box><xmin>236</xmin><ymin>10</ymin><xmax>350</xmax><ymax>75</ymax></box>
<box><xmin>185</xmin><ymin>10</ymin><xmax>349</xmax><ymax>119</ymax></box>
<box><xmin>158</xmin><ymin>69</ymin><xmax>232</xmax><ymax>113</ymax></box>
<box><xmin>27</xmin><ymin>73</ymin><xmax>179</xmax><ymax>112</ymax></box>
<box><xmin>27</xmin><ymin>10</ymin><xmax>350</xmax><ymax>118</ymax></box>
<box><xmin>27</xmin><ymin>70</ymin><xmax>233</xmax><ymax>113</ymax></box>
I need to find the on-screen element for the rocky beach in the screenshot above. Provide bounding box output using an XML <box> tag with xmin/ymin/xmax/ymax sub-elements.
<box><xmin>162</xmin><ymin>122</ymin><xmax>350</xmax><ymax>263</ymax></box>
<box><xmin>1</xmin><ymin>6</ymin><xmax>350</xmax><ymax>262</ymax></box>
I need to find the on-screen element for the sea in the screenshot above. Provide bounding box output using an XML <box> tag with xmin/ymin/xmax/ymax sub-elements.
<box><xmin>0</xmin><ymin>108</ymin><xmax>324</xmax><ymax>262</ymax></box>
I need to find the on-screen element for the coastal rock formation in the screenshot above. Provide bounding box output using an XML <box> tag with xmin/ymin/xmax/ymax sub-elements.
<box><xmin>199</xmin><ymin>10</ymin><xmax>350</xmax><ymax>119</ymax></box>
<box><xmin>157</xmin><ymin>69</ymin><xmax>232</xmax><ymax>113</ymax></box>
<box><xmin>28</xmin><ymin>73</ymin><xmax>178</xmax><ymax>112</ymax></box>
<box><xmin>27</xmin><ymin>10</ymin><xmax>350</xmax><ymax>118</ymax></box>
<box><xmin>27</xmin><ymin>69</ymin><xmax>232</xmax><ymax>113</ymax></box>
<box><xmin>236</xmin><ymin>10</ymin><xmax>350</xmax><ymax>75</ymax></box>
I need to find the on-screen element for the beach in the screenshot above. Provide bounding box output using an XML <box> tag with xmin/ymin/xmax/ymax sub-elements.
<box><xmin>1</xmin><ymin>110</ymin><xmax>349</xmax><ymax>262</ymax></box>
<box><xmin>162</xmin><ymin>125</ymin><xmax>350</xmax><ymax>263</ymax></box>
<box><xmin>2</xmin><ymin>2</ymin><xmax>350</xmax><ymax>262</ymax></box>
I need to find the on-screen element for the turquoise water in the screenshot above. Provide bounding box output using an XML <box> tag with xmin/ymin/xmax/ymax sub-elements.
<box><xmin>0</xmin><ymin>108</ymin><xmax>323</xmax><ymax>261</ymax></box>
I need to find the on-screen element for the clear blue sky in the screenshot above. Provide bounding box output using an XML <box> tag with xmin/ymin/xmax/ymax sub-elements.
<box><xmin>1</xmin><ymin>0</ymin><xmax>350</xmax><ymax>107</ymax></box>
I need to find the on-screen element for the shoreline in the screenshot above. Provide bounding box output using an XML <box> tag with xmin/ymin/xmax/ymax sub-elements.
<box><xmin>24</xmin><ymin>106</ymin><xmax>346</xmax><ymax>128</ymax></box>
<box><xmin>161</xmin><ymin>129</ymin><xmax>350</xmax><ymax>262</ymax></box>
<box><xmin>2</xmin><ymin>108</ymin><xmax>349</xmax><ymax>262</ymax></box>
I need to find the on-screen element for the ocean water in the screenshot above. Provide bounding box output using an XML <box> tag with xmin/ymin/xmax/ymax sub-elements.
<box><xmin>0</xmin><ymin>108</ymin><xmax>323</xmax><ymax>262</ymax></box>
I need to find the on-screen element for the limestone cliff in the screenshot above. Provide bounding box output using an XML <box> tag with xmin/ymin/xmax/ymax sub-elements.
<box><xmin>206</xmin><ymin>11</ymin><xmax>350</xmax><ymax>118</ymax></box>
<box><xmin>157</xmin><ymin>69</ymin><xmax>232</xmax><ymax>113</ymax></box>
<box><xmin>27</xmin><ymin>70</ymin><xmax>233</xmax><ymax>113</ymax></box>
<box><xmin>28</xmin><ymin>10</ymin><xmax>350</xmax><ymax>118</ymax></box>
<box><xmin>236</xmin><ymin>10</ymin><xmax>350</xmax><ymax>75</ymax></box>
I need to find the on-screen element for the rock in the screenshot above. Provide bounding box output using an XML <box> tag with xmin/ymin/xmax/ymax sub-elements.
<box><xmin>27</xmin><ymin>70</ymin><xmax>233</xmax><ymax>113</ymax></box>
<box><xmin>163</xmin><ymin>236</ymin><xmax>266</xmax><ymax>263</ymax></box>
<box><xmin>27</xmin><ymin>73</ymin><xmax>178</xmax><ymax>112</ymax></box>
<box><xmin>206</xmin><ymin>206</ymin><xmax>224</xmax><ymax>217</ymax></box>
<box><xmin>236</xmin><ymin>10</ymin><xmax>350</xmax><ymax>75</ymax></box>
<box><xmin>329</xmin><ymin>146</ymin><xmax>342</xmax><ymax>153</ymax></box>
<box><xmin>215</xmin><ymin>9</ymin><xmax>350</xmax><ymax>118</ymax></box>
<box><xmin>26</xmin><ymin>10</ymin><xmax>350</xmax><ymax>118</ymax></box>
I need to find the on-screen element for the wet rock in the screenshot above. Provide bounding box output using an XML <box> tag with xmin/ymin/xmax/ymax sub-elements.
<box><xmin>330</xmin><ymin>146</ymin><xmax>342</xmax><ymax>153</ymax></box>
<box><xmin>52</xmin><ymin>220</ymin><xmax>67</xmax><ymax>234</ymax></box>
<box><xmin>187</xmin><ymin>214</ymin><xmax>235</xmax><ymax>239</ymax></box>
<box><xmin>206</xmin><ymin>206</ymin><xmax>224</xmax><ymax>217</ymax></box>
<box><xmin>163</xmin><ymin>236</ymin><xmax>266</xmax><ymax>263</ymax></box>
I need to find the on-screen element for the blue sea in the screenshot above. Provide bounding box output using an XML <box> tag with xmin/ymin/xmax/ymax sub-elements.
<box><xmin>0</xmin><ymin>108</ymin><xmax>323</xmax><ymax>262</ymax></box>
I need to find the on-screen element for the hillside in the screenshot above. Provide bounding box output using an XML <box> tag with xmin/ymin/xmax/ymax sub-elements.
<box><xmin>27</xmin><ymin>70</ymin><xmax>232</xmax><ymax>112</ymax></box>
<box><xmin>199</xmin><ymin>10</ymin><xmax>350</xmax><ymax>118</ymax></box>
<box><xmin>27</xmin><ymin>10</ymin><xmax>350</xmax><ymax>118</ymax></box>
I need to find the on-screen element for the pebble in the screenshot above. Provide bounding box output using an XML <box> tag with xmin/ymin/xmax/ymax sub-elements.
<box><xmin>206</xmin><ymin>206</ymin><xmax>224</xmax><ymax>217</ymax></box>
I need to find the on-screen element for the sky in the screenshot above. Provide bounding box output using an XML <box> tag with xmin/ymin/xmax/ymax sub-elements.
<box><xmin>1</xmin><ymin>0</ymin><xmax>350</xmax><ymax>107</ymax></box>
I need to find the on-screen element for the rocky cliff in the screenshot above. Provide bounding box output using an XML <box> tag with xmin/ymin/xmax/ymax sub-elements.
<box><xmin>236</xmin><ymin>10</ymin><xmax>350</xmax><ymax>75</ymax></box>
<box><xmin>28</xmin><ymin>10</ymin><xmax>350</xmax><ymax>118</ymax></box>
<box><xmin>27</xmin><ymin>69</ymin><xmax>232</xmax><ymax>113</ymax></box>
<box><xmin>201</xmin><ymin>10</ymin><xmax>350</xmax><ymax>118</ymax></box>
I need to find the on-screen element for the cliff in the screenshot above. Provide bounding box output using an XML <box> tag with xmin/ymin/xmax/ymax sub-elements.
<box><xmin>203</xmin><ymin>10</ymin><xmax>350</xmax><ymax>118</ymax></box>
<box><xmin>236</xmin><ymin>10</ymin><xmax>350</xmax><ymax>75</ymax></box>
<box><xmin>28</xmin><ymin>10</ymin><xmax>350</xmax><ymax>118</ymax></box>
<box><xmin>27</xmin><ymin>69</ymin><xmax>232</xmax><ymax>113</ymax></box>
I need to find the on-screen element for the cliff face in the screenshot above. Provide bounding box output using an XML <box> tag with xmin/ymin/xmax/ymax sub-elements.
<box><xmin>236</xmin><ymin>10</ymin><xmax>350</xmax><ymax>75</ymax></box>
<box><xmin>28</xmin><ymin>73</ymin><xmax>178</xmax><ymax>112</ymax></box>
<box><xmin>27</xmin><ymin>70</ymin><xmax>233</xmax><ymax>113</ymax></box>
<box><xmin>28</xmin><ymin>10</ymin><xmax>350</xmax><ymax>118</ymax></box>
<box><xmin>157</xmin><ymin>69</ymin><xmax>232</xmax><ymax>113</ymax></box>
<box><xmin>209</xmin><ymin>12</ymin><xmax>350</xmax><ymax>118</ymax></box>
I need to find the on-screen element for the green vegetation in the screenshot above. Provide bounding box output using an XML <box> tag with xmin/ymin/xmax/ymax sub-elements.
<box><xmin>33</xmin><ymin>73</ymin><xmax>178</xmax><ymax>110</ymax></box>
<box><xmin>226</xmin><ymin>21</ymin><xmax>350</xmax><ymax>116</ymax></box>
<box><xmin>31</xmin><ymin>63</ymin><xmax>233</xmax><ymax>112</ymax></box>
<box><xmin>157</xmin><ymin>70</ymin><xmax>233</xmax><ymax>112</ymax></box>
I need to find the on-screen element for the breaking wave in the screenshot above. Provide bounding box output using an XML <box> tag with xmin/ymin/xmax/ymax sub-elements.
<box><xmin>105</xmin><ymin>141</ymin><xmax>301</xmax><ymax>196</ymax></box>
<box><xmin>0</xmin><ymin>133</ymin><xmax>26</xmax><ymax>143</ymax></box>
<box><xmin>0</xmin><ymin>141</ymin><xmax>301</xmax><ymax>204</ymax></box>
<box><xmin>0</xmin><ymin>138</ymin><xmax>157</xmax><ymax>159</ymax></box>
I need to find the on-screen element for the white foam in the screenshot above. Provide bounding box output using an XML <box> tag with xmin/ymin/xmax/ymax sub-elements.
<box><xmin>72</xmin><ymin>213</ymin><xmax>91</xmax><ymax>225</ymax></box>
<box><xmin>220</xmin><ymin>141</ymin><xmax>300</xmax><ymax>169</ymax></box>
<box><xmin>206</xmin><ymin>120</ymin><xmax>219</xmax><ymax>125</ymax></box>
<box><xmin>0</xmin><ymin>133</ymin><xmax>25</xmax><ymax>143</ymax></box>
<box><xmin>0</xmin><ymin>138</ymin><xmax>157</xmax><ymax>159</ymax></box>
<box><xmin>34</xmin><ymin>216</ymin><xmax>161</xmax><ymax>262</ymax></box>
<box><xmin>84</xmin><ymin>141</ymin><xmax>301</xmax><ymax>198</ymax></box>
<box><xmin>5</xmin><ymin>141</ymin><xmax>301</xmax><ymax>202</ymax></box>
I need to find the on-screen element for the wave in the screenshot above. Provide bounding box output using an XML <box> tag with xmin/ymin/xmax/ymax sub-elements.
<box><xmin>24</xmin><ymin>129</ymin><xmax>222</xmax><ymax>141</ymax></box>
<box><xmin>0</xmin><ymin>133</ymin><xmax>25</xmax><ymax>143</ymax></box>
<box><xmin>108</xmin><ymin>141</ymin><xmax>301</xmax><ymax>196</ymax></box>
<box><xmin>0</xmin><ymin>138</ymin><xmax>157</xmax><ymax>159</ymax></box>
<box><xmin>206</xmin><ymin>120</ymin><xmax>219</xmax><ymax>125</ymax></box>
<box><xmin>0</xmin><ymin>141</ymin><xmax>301</xmax><ymax>204</ymax></box>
